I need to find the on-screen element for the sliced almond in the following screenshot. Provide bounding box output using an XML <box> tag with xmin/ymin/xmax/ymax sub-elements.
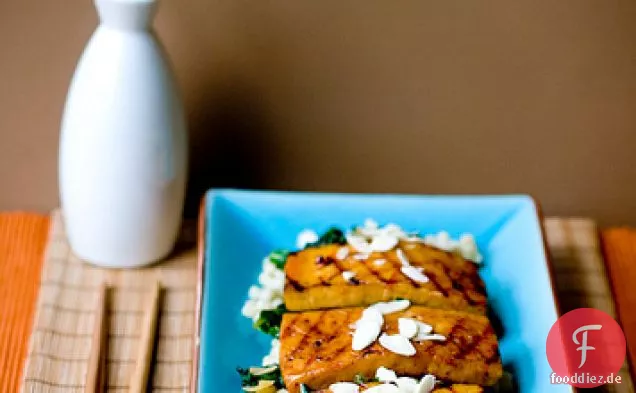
<box><xmin>364</xmin><ymin>384</ymin><xmax>400</xmax><ymax>393</ymax></box>
<box><xmin>375</xmin><ymin>366</ymin><xmax>398</xmax><ymax>382</ymax></box>
<box><xmin>342</xmin><ymin>271</ymin><xmax>357</xmax><ymax>282</ymax></box>
<box><xmin>373</xmin><ymin>258</ymin><xmax>386</xmax><ymax>266</ymax></box>
<box><xmin>369</xmin><ymin>299</ymin><xmax>411</xmax><ymax>315</ymax></box>
<box><xmin>357</xmin><ymin>218</ymin><xmax>380</xmax><ymax>237</ymax></box>
<box><xmin>369</xmin><ymin>234</ymin><xmax>399</xmax><ymax>252</ymax></box>
<box><xmin>329</xmin><ymin>382</ymin><xmax>360</xmax><ymax>393</ymax></box>
<box><xmin>414</xmin><ymin>321</ymin><xmax>433</xmax><ymax>337</ymax></box>
<box><xmin>378</xmin><ymin>333</ymin><xmax>416</xmax><ymax>356</ymax></box>
<box><xmin>396</xmin><ymin>376</ymin><xmax>419</xmax><ymax>391</ymax></box>
<box><xmin>346</xmin><ymin>234</ymin><xmax>372</xmax><ymax>253</ymax></box>
<box><xmin>353</xmin><ymin>253</ymin><xmax>370</xmax><ymax>261</ymax></box>
<box><xmin>422</xmin><ymin>234</ymin><xmax>436</xmax><ymax>246</ymax></box>
<box><xmin>336</xmin><ymin>247</ymin><xmax>350</xmax><ymax>260</ymax></box>
<box><xmin>380</xmin><ymin>223</ymin><xmax>406</xmax><ymax>238</ymax></box>
<box><xmin>434</xmin><ymin>231</ymin><xmax>454</xmax><ymax>251</ymax></box>
<box><xmin>395</xmin><ymin>248</ymin><xmax>410</xmax><ymax>266</ymax></box>
<box><xmin>459</xmin><ymin>233</ymin><xmax>476</xmax><ymax>246</ymax></box>
<box><xmin>360</xmin><ymin>307</ymin><xmax>384</xmax><ymax>325</ymax></box>
<box><xmin>364</xmin><ymin>218</ymin><xmax>379</xmax><ymax>229</ymax></box>
<box><xmin>416</xmin><ymin>375</ymin><xmax>436</xmax><ymax>393</ymax></box>
<box><xmin>248</xmin><ymin>366</ymin><xmax>278</xmax><ymax>376</ymax></box>
<box><xmin>296</xmin><ymin>229</ymin><xmax>318</xmax><ymax>249</ymax></box>
<box><xmin>414</xmin><ymin>334</ymin><xmax>446</xmax><ymax>342</ymax></box>
<box><xmin>352</xmin><ymin>318</ymin><xmax>382</xmax><ymax>351</ymax></box>
<box><xmin>401</xmin><ymin>266</ymin><xmax>429</xmax><ymax>283</ymax></box>
<box><xmin>257</xmin><ymin>380</ymin><xmax>275</xmax><ymax>388</ymax></box>
<box><xmin>459</xmin><ymin>233</ymin><xmax>483</xmax><ymax>263</ymax></box>
<box><xmin>350</xmin><ymin>306</ymin><xmax>384</xmax><ymax>330</ymax></box>
<box><xmin>397</xmin><ymin>318</ymin><xmax>418</xmax><ymax>339</ymax></box>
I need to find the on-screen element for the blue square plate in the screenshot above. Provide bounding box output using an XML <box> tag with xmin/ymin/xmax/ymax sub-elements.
<box><xmin>194</xmin><ymin>189</ymin><xmax>570</xmax><ymax>392</ymax></box>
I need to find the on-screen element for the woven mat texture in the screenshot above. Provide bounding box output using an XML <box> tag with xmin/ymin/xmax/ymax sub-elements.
<box><xmin>21</xmin><ymin>211</ymin><xmax>197</xmax><ymax>393</ymax></box>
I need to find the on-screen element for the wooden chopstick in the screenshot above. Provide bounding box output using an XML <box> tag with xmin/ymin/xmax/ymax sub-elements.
<box><xmin>86</xmin><ymin>283</ymin><xmax>108</xmax><ymax>393</ymax></box>
<box><xmin>129</xmin><ymin>281</ymin><xmax>162</xmax><ymax>393</ymax></box>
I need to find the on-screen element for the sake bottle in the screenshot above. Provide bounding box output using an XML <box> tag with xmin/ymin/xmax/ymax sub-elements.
<box><xmin>59</xmin><ymin>0</ymin><xmax>187</xmax><ymax>267</ymax></box>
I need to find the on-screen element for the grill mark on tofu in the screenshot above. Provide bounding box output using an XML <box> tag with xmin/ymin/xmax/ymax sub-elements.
<box><xmin>444</xmin><ymin>320</ymin><xmax>500</xmax><ymax>366</ymax></box>
<box><xmin>313</xmin><ymin>257</ymin><xmax>338</xmax><ymax>286</ymax></box>
<box><xmin>324</xmin><ymin>255</ymin><xmax>347</xmax><ymax>282</ymax></box>
<box><xmin>316</xmin><ymin>256</ymin><xmax>335</xmax><ymax>266</ymax></box>
<box><xmin>331</xmin><ymin>252</ymin><xmax>393</xmax><ymax>286</ymax></box>
<box><xmin>435</xmin><ymin>260</ymin><xmax>481</xmax><ymax>307</ymax></box>
<box><xmin>448</xmin><ymin>319</ymin><xmax>483</xmax><ymax>360</ymax></box>
<box><xmin>318</xmin><ymin>253</ymin><xmax>367</xmax><ymax>284</ymax></box>
<box><xmin>315</xmin><ymin>315</ymin><xmax>353</xmax><ymax>365</ymax></box>
<box><xmin>287</xmin><ymin>311</ymin><xmax>328</xmax><ymax>361</ymax></box>
<box><xmin>281</xmin><ymin>314</ymin><xmax>298</xmax><ymax>339</ymax></box>
<box><xmin>424</xmin><ymin>269</ymin><xmax>448</xmax><ymax>296</ymax></box>
<box><xmin>385</xmin><ymin>252</ymin><xmax>422</xmax><ymax>288</ymax></box>
<box><xmin>360</xmin><ymin>255</ymin><xmax>405</xmax><ymax>286</ymax></box>
<box><xmin>286</xmin><ymin>310</ymin><xmax>355</xmax><ymax>368</ymax></box>
<box><xmin>288</xmin><ymin>278</ymin><xmax>306</xmax><ymax>292</ymax></box>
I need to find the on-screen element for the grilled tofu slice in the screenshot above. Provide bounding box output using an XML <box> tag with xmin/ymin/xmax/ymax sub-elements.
<box><xmin>317</xmin><ymin>383</ymin><xmax>483</xmax><ymax>393</ymax></box>
<box><xmin>279</xmin><ymin>306</ymin><xmax>502</xmax><ymax>393</ymax></box>
<box><xmin>284</xmin><ymin>243</ymin><xmax>487</xmax><ymax>314</ymax></box>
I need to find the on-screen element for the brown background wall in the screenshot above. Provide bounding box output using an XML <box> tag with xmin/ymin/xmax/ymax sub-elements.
<box><xmin>1</xmin><ymin>0</ymin><xmax>636</xmax><ymax>225</ymax></box>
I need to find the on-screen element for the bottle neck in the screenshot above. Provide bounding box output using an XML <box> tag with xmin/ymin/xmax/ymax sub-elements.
<box><xmin>95</xmin><ymin>0</ymin><xmax>157</xmax><ymax>31</ymax></box>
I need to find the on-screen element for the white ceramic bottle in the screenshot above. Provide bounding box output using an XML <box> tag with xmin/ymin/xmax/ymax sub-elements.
<box><xmin>59</xmin><ymin>0</ymin><xmax>187</xmax><ymax>268</ymax></box>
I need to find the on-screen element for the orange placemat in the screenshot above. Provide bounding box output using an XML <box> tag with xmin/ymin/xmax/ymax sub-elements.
<box><xmin>0</xmin><ymin>213</ymin><xmax>50</xmax><ymax>393</ymax></box>
<box><xmin>602</xmin><ymin>228</ymin><xmax>636</xmax><ymax>380</ymax></box>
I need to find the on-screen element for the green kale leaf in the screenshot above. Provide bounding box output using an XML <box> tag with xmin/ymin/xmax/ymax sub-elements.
<box><xmin>305</xmin><ymin>227</ymin><xmax>347</xmax><ymax>249</ymax></box>
<box><xmin>353</xmin><ymin>374</ymin><xmax>379</xmax><ymax>384</ymax></box>
<box><xmin>268</xmin><ymin>249</ymin><xmax>289</xmax><ymax>269</ymax></box>
<box><xmin>254</xmin><ymin>304</ymin><xmax>287</xmax><ymax>337</ymax></box>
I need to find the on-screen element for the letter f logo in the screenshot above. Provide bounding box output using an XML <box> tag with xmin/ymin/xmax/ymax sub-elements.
<box><xmin>572</xmin><ymin>324</ymin><xmax>602</xmax><ymax>368</ymax></box>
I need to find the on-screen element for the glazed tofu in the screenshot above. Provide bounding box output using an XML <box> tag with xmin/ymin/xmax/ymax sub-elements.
<box><xmin>284</xmin><ymin>243</ymin><xmax>487</xmax><ymax>314</ymax></box>
<box><xmin>279</xmin><ymin>306</ymin><xmax>502</xmax><ymax>393</ymax></box>
<box><xmin>317</xmin><ymin>383</ymin><xmax>483</xmax><ymax>393</ymax></box>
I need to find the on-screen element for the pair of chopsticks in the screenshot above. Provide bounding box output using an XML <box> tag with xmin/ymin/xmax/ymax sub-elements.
<box><xmin>86</xmin><ymin>282</ymin><xmax>162</xmax><ymax>393</ymax></box>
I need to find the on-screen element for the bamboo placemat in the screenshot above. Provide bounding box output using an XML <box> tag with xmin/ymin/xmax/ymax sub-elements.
<box><xmin>545</xmin><ymin>218</ymin><xmax>633</xmax><ymax>393</ymax></box>
<box><xmin>21</xmin><ymin>210</ymin><xmax>197</xmax><ymax>393</ymax></box>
